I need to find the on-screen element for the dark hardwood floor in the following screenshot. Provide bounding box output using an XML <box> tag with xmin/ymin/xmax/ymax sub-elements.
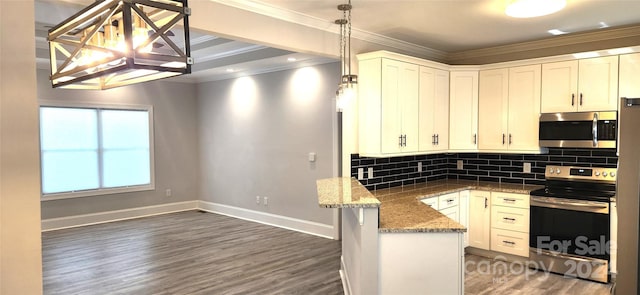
<box><xmin>464</xmin><ymin>254</ymin><xmax>613</xmax><ymax>295</ymax></box>
<box><xmin>42</xmin><ymin>211</ymin><xmax>343</xmax><ymax>295</ymax></box>
<box><xmin>43</xmin><ymin>210</ymin><xmax>613</xmax><ymax>295</ymax></box>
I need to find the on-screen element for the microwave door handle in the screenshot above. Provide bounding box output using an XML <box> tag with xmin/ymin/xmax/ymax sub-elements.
<box><xmin>592</xmin><ymin>112</ymin><xmax>598</xmax><ymax>147</ymax></box>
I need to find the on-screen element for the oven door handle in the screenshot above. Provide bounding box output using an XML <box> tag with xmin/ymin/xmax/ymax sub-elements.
<box><xmin>530</xmin><ymin>198</ymin><xmax>609</xmax><ymax>213</ymax></box>
<box><xmin>531</xmin><ymin>248</ymin><xmax>607</xmax><ymax>266</ymax></box>
<box><xmin>592</xmin><ymin>112</ymin><xmax>598</xmax><ymax>147</ymax></box>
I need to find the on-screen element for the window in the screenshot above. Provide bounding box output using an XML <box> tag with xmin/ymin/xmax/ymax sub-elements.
<box><xmin>39</xmin><ymin>103</ymin><xmax>154</xmax><ymax>200</ymax></box>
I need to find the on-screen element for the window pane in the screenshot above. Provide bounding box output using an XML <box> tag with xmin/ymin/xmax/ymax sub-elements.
<box><xmin>101</xmin><ymin>110</ymin><xmax>150</xmax><ymax>149</ymax></box>
<box><xmin>41</xmin><ymin>151</ymin><xmax>99</xmax><ymax>194</ymax></box>
<box><xmin>102</xmin><ymin>150</ymin><xmax>151</xmax><ymax>188</ymax></box>
<box><xmin>40</xmin><ymin>107</ymin><xmax>98</xmax><ymax>150</ymax></box>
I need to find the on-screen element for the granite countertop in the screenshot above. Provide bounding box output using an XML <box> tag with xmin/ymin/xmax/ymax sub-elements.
<box><xmin>374</xmin><ymin>180</ymin><xmax>543</xmax><ymax>234</ymax></box>
<box><xmin>316</xmin><ymin>177</ymin><xmax>381</xmax><ymax>208</ymax></box>
<box><xmin>316</xmin><ymin>177</ymin><xmax>542</xmax><ymax>234</ymax></box>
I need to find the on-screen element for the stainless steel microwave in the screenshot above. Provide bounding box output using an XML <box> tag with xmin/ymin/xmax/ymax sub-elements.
<box><xmin>539</xmin><ymin>111</ymin><xmax>617</xmax><ymax>148</ymax></box>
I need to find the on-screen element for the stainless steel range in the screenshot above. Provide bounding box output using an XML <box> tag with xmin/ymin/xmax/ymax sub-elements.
<box><xmin>529</xmin><ymin>165</ymin><xmax>616</xmax><ymax>283</ymax></box>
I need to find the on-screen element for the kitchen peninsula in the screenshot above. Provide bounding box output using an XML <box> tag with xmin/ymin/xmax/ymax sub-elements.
<box><xmin>316</xmin><ymin>177</ymin><xmax>541</xmax><ymax>295</ymax></box>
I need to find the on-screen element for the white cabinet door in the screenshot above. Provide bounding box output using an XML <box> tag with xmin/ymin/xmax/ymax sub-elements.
<box><xmin>359</xmin><ymin>57</ymin><xmax>419</xmax><ymax>156</ymax></box>
<box><xmin>478</xmin><ymin>68</ymin><xmax>509</xmax><ymax>150</ymax></box>
<box><xmin>507</xmin><ymin>64</ymin><xmax>541</xmax><ymax>151</ymax></box>
<box><xmin>440</xmin><ymin>206</ymin><xmax>459</xmax><ymax>223</ymax></box>
<box><xmin>541</xmin><ymin>60</ymin><xmax>578</xmax><ymax>113</ymax></box>
<box><xmin>449</xmin><ymin>71</ymin><xmax>479</xmax><ymax>151</ymax></box>
<box><xmin>459</xmin><ymin>190</ymin><xmax>469</xmax><ymax>247</ymax></box>
<box><xmin>419</xmin><ymin>67</ymin><xmax>450</xmax><ymax>152</ymax></box>
<box><xmin>620</xmin><ymin>53</ymin><xmax>640</xmax><ymax>99</ymax></box>
<box><xmin>421</xmin><ymin>197</ymin><xmax>439</xmax><ymax>210</ymax></box>
<box><xmin>468</xmin><ymin>191</ymin><xmax>491</xmax><ymax>250</ymax></box>
<box><xmin>578</xmin><ymin>56</ymin><xmax>619</xmax><ymax>111</ymax></box>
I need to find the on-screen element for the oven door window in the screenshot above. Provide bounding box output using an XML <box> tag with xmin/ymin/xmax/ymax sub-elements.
<box><xmin>530</xmin><ymin>205</ymin><xmax>610</xmax><ymax>260</ymax></box>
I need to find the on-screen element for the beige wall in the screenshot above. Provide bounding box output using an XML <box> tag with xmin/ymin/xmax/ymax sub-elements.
<box><xmin>0</xmin><ymin>0</ymin><xmax>43</xmax><ymax>294</ymax></box>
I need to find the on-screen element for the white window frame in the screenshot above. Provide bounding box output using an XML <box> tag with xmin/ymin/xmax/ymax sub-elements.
<box><xmin>39</xmin><ymin>100</ymin><xmax>155</xmax><ymax>201</ymax></box>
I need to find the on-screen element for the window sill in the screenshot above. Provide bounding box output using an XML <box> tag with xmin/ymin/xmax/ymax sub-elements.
<box><xmin>41</xmin><ymin>184</ymin><xmax>155</xmax><ymax>201</ymax></box>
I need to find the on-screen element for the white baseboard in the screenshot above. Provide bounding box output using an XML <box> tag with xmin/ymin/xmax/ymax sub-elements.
<box><xmin>340</xmin><ymin>255</ymin><xmax>352</xmax><ymax>295</ymax></box>
<box><xmin>197</xmin><ymin>201</ymin><xmax>335</xmax><ymax>239</ymax></box>
<box><xmin>41</xmin><ymin>201</ymin><xmax>198</xmax><ymax>232</ymax></box>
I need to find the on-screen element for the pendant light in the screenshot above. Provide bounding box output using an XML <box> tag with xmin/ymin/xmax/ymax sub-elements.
<box><xmin>48</xmin><ymin>0</ymin><xmax>192</xmax><ymax>90</ymax></box>
<box><xmin>335</xmin><ymin>0</ymin><xmax>357</xmax><ymax>112</ymax></box>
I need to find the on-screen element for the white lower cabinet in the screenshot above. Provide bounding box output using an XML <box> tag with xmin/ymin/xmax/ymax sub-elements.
<box><xmin>490</xmin><ymin>192</ymin><xmax>530</xmax><ymax>257</ymax></box>
<box><xmin>468</xmin><ymin>190</ymin><xmax>491</xmax><ymax>250</ymax></box>
<box><xmin>421</xmin><ymin>192</ymin><xmax>467</xmax><ymax>246</ymax></box>
<box><xmin>490</xmin><ymin>228</ymin><xmax>529</xmax><ymax>257</ymax></box>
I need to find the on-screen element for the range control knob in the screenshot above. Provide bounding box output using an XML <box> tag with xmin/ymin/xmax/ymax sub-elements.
<box><xmin>610</xmin><ymin>172</ymin><xmax>616</xmax><ymax>177</ymax></box>
<box><xmin>548</xmin><ymin>168</ymin><xmax>554</xmax><ymax>174</ymax></box>
<box><xmin>556</xmin><ymin>168</ymin><xmax>561</xmax><ymax>174</ymax></box>
<box><xmin>603</xmin><ymin>172</ymin><xmax>608</xmax><ymax>177</ymax></box>
<box><xmin>595</xmin><ymin>171</ymin><xmax>601</xmax><ymax>176</ymax></box>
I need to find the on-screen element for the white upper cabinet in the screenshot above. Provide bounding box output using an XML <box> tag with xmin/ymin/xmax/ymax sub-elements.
<box><xmin>541</xmin><ymin>56</ymin><xmax>618</xmax><ymax>112</ymax></box>
<box><xmin>358</xmin><ymin>57</ymin><xmax>419</xmax><ymax>156</ymax></box>
<box><xmin>507</xmin><ymin>65</ymin><xmax>542</xmax><ymax>151</ymax></box>
<box><xmin>619</xmin><ymin>53</ymin><xmax>640</xmax><ymax>99</ymax></box>
<box><xmin>479</xmin><ymin>65</ymin><xmax>541</xmax><ymax>152</ymax></box>
<box><xmin>449</xmin><ymin>71</ymin><xmax>479</xmax><ymax>152</ymax></box>
<box><xmin>419</xmin><ymin>66</ymin><xmax>450</xmax><ymax>152</ymax></box>
<box><xmin>478</xmin><ymin>68</ymin><xmax>509</xmax><ymax>151</ymax></box>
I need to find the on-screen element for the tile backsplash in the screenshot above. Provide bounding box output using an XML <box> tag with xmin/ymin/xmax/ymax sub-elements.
<box><xmin>351</xmin><ymin>148</ymin><xmax>618</xmax><ymax>190</ymax></box>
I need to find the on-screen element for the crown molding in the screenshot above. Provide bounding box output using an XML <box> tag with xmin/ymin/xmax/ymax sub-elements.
<box><xmin>447</xmin><ymin>24</ymin><xmax>640</xmax><ymax>64</ymax></box>
<box><xmin>210</xmin><ymin>0</ymin><xmax>448</xmax><ymax>62</ymax></box>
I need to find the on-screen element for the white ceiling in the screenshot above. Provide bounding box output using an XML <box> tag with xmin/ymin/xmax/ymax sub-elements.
<box><xmin>35</xmin><ymin>0</ymin><xmax>640</xmax><ymax>83</ymax></box>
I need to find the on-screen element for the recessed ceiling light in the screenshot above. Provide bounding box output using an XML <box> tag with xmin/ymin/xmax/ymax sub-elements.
<box><xmin>506</xmin><ymin>0</ymin><xmax>566</xmax><ymax>18</ymax></box>
<box><xmin>573</xmin><ymin>52</ymin><xmax>600</xmax><ymax>59</ymax></box>
<box><xmin>548</xmin><ymin>29</ymin><xmax>568</xmax><ymax>35</ymax></box>
<box><xmin>226</xmin><ymin>68</ymin><xmax>234</xmax><ymax>72</ymax></box>
<box><xmin>608</xmin><ymin>48</ymin><xmax>634</xmax><ymax>55</ymax></box>
<box><xmin>599</xmin><ymin>22</ymin><xmax>609</xmax><ymax>28</ymax></box>
<box><xmin>287</xmin><ymin>57</ymin><xmax>297</xmax><ymax>62</ymax></box>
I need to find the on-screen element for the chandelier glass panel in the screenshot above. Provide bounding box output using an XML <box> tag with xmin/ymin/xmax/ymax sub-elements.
<box><xmin>48</xmin><ymin>0</ymin><xmax>192</xmax><ymax>90</ymax></box>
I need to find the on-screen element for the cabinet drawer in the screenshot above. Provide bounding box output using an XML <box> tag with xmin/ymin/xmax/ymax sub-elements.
<box><xmin>492</xmin><ymin>192</ymin><xmax>529</xmax><ymax>209</ymax></box>
<box><xmin>491</xmin><ymin>206</ymin><xmax>529</xmax><ymax>233</ymax></box>
<box><xmin>438</xmin><ymin>193</ymin><xmax>459</xmax><ymax>209</ymax></box>
<box><xmin>491</xmin><ymin>228</ymin><xmax>529</xmax><ymax>257</ymax></box>
<box><xmin>420</xmin><ymin>197</ymin><xmax>439</xmax><ymax>210</ymax></box>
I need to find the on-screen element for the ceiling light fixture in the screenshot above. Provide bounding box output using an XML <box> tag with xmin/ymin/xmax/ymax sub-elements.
<box><xmin>505</xmin><ymin>0</ymin><xmax>566</xmax><ymax>18</ymax></box>
<box><xmin>547</xmin><ymin>29</ymin><xmax>568</xmax><ymax>35</ymax></box>
<box><xmin>287</xmin><ymin>57</ymin><xmax>297</xmax><ymax>62</ymax></box>
<box><xmin>48</xmin><ymin>0</ymin><xmax>193</xmax><ymax>90</ymax></box>
<box><xmin>335</xmin><ymin>0</ymin><xmax>357</xmax><ymax>112</ymax></box>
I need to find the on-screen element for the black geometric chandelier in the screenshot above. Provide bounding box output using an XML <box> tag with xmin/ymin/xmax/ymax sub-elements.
<box><xmin>48</xmin><ymin>0</ymin><xmax>192</xmax><ymax>90</ymax></box>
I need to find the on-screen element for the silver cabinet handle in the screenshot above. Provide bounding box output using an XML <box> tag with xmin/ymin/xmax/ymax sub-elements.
<box><xmin>432</xmin><ymin>134</ymin><xmax>436</xmax><ymax>145</ymax></box>
<box><xmin>435</xmin><ymin>134</ymin><xmax>439</xmax><ymax>145</ymax></box>
<box><xmin>509</xmin><ymin>134</ymin><xmax>512</xmax><ymax>145</ymax></box>
<box><xmin>446</xmin><ymin>199</ymin><xmax>454</xmax><ymax>203</ymax></box>
<box><xmin>502</xmin><ymin>133</ymin><xmax>505</xmax><ymax>145</ymax></box>
<box><xmin>503</xmin><ymin>198</ymin><xmax>516</xmax><ymax>203</ymax></box>
<box><xmin>503</xmin><ymin>240</ymin><xmax>515</xmax><ymax>245</ymax></box>
<box><xmin>473</xmin><ymin>134</ymin><xmax>477</xmax><ymax>144</ymax></box>
<box><xmin>399</xmin><ymin>135</ymin><xmax>402</xmax><ymax>147</ymax></box>
<box><xmin>580</xmin><ymin>93</ymin><xmax>583</xmax><ymax>106</ymax></box>
<box><xmin>503</xmin><ymin>217</ymin><xmax>516</xmax><ymax>221</ymax></box>
<box><xmin>484</xmin><ymin>197</ymin><xmax>488</xmax><ymax>208</ymax></box>
<box><xmin>592</xmin><ymin>112</ymin><xmax>598</xmax><ymax>147</ymax></box>
<box><xmin>403</xmin><ymin>135</ymin><xmax>407</xmax><ymax>147</ymax></box>
<box><xmin>571</xmin><ymin>93</ymin><xmax>575</xmax><ymax>106</ymax></box>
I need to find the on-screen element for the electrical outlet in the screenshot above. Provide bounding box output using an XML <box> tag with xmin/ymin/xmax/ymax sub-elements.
<box><xmin>523</xmin><ymin>162</ymin><xmax>532</xmax><ymax>173</ymax></box>
<box><xmin>368</xmin><ymin>167</ymin><xmax>374</xmax><ymax>179</ymax></box>
<box><xmin>457</xmin><ymin>160</ymin><xmax>464</xmax><ymax>170</ymax></box>
<box><xmin>357</xmin><ymin>168</ymin><xmax>364</xmax><ymax>180</ymax></box>
<box><xmin>417</xmin><ymin>162</ymin><xmax>423</xmax><ymax>172</ymax></box>
<box><xmin>264</xmin><ymin>196</ymin><xmax>268</xmax><ymax>206</ymax></box>
<box><xmin>165</xmin><ymin>189</ymin><xmax>172</xmax><ymax>197</ymax></box>
<box><xmin>256</xmin><ymin>196</ymin><xmax>261</xmax><ymax>204</ymax></box>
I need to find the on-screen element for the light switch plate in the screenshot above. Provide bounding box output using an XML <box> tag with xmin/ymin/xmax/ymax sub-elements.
<box><xmin>523</xmin><ymin>162</ymin><xmax>532</xmax><ymax>173</ymax></box>
<box><xmin>358</xmin><ymin>168</ymin><xmax>364</xmax><ymax>180</ymax></box>
<box><xmin>308</xmin><ymin>152</ymin><xmax>316</xmax><ymax>162</ymax></box>
<box><xmin>417</xmin><ymin>162</ymin><xmax>423</xmax><ymax>172</ymax></box>
<box><xmin>368</xmin><ymin>167</ymin><xmax>374</xmax><ymax>179</ymax></box>
<box><xmin>457</xmin><ymin>160</ymin><xmax>464</xmax><ymax>170</ymax></box>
